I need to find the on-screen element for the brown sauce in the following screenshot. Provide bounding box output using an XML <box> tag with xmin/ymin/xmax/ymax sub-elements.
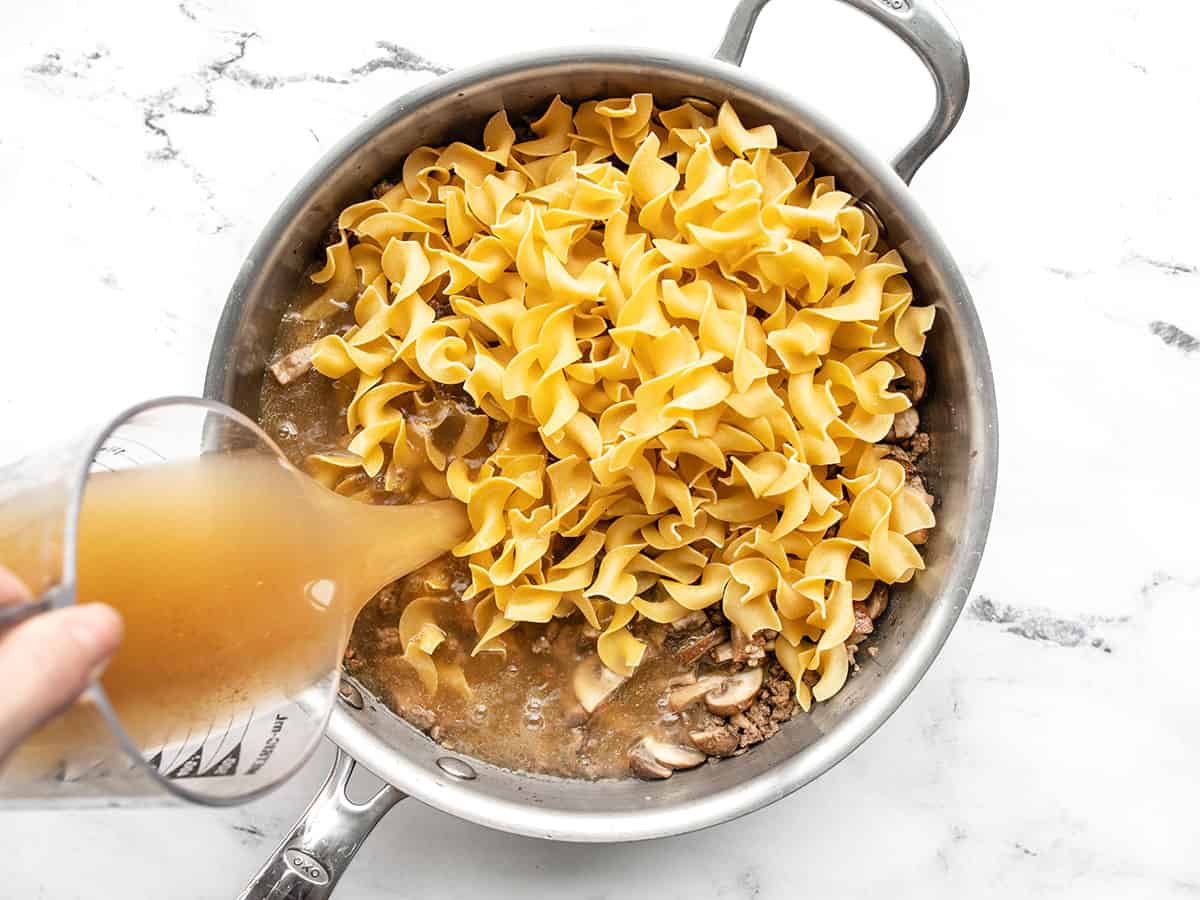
<box><xmin>344</xmin><ymin>558</ymin><xmax>703</xmax><ymax>779</ymax></box>
<box><xmin>258</xmin><ymin>315</ymin><xmax>751</xmax><ymax>780</ymax></box>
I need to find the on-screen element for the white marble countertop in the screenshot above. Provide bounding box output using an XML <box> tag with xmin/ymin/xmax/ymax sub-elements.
<box><xmin>3</xmin><ymin>0</ymin><xmax>1199</xmax><ymax>896</ymax></box>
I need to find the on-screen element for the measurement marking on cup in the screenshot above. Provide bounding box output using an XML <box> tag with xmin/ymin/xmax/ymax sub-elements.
<box><xmin>102</xmin><ymin>436</ymin><xmax>168</xmax><ymax>463</ymax></box>
<box><xmin>874</xmin><ymin>0</ymin><xmax>911</xmax><ymax>10</ymax></box>
<box><xmin>146</xmin><ymin>709</ymin><xmax>258</xmax><ymax>779</ymax></box>
<box><xmin>167</xmin><ymin>718</ymin><xmax>215</xmax><ymax>779</ymax></box>
<box><xmin>246</xmin><ymin>714</ymin><xmax>288</xmax><ymax>775</ymax></box>
<box><xmin>201</xmin><ymin>711</ymin><xmax>238</xmax><ymax>769</ymax></box>
<box><xmin>160</xmin><ymin>726</ymin><xmax>194</xmax><ymax>775</ymax></box>
<box><xmin>92</xmin><ymin>437</ymin><xmax>168</xmax><ymax>474</ymax></box>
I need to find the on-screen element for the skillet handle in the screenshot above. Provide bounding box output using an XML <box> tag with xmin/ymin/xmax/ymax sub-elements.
<box><xmin>238</xmin><ymin>749</ymin><xmax>406</xmax><ymax>900</ymax></box>
<box><xmin>714</xmin><ymin>0</ymin><xmax>969</xmax><ymax>183</ymax></box>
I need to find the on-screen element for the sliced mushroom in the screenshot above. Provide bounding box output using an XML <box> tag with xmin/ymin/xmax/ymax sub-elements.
<box><xmin>676</xmin><ymin>627</ymin><xmax>727</xmax><ymax>665</ymax></box>
<box><xmin>667</xmin><ymin>675</ymin><xmax>724</xmax><ymax>711</ymax></box>
<box><xmin>572</xmin><ymin>655</ymin><xmax>626</xmax><ymax>715</ymax></box>
<box><xmin>628</xmin><ymin>744</ymin><xmax>673</xmax><ymax>780</ymax></box>
<box><xmin>865</xmin><ymin>583</ymin><xmax>889</xmax><ymax>620</ymax></box>
<box><xmin>895</xmin><ymin>352</ymin><xmax>926</xmax><ymax>402</ymax></box>
<box><xmin>888</xmin><ymin>407</ymin><xmax>919</xmax><ymax>441</ymax></box>
<box><xmin>268</xmin><ymin>344</ymin><xmax>315</xmax><ymax>385</ymax></box>
<box><xmin>668</xmin><ymin>611</ymin><xmax>710</xmax><ymax>632</ymax></box>
<box><xmin>644</xmin><ymin>737</ymin><xmax>707</xmax><ymax>770</ymax></box>
<box><xmin>629</xmin><ymin>737</ymin><xmax>707</xmax><ymax>779</ymax></box>
<box><xmin>852</xmin><ymin>601</ymin><xmax>875</xmax><ymax>636</ymax></box>
<box><xmin>689</xmin><ymin>725</ymin><xmax>739</xmax><ymax>758</ymax></box>
<box><xmin>704</xmin><ymin>668</ymin><xmax>764</xmax><ymax>716</ymax></box>
<box><xmin>711</xmin><ymin>641</ymin><xmax>734</xmax><ymax>663</ymax></box>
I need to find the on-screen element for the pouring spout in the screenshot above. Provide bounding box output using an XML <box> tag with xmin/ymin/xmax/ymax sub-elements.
<box><xmin>325</xmin><ymin>497</ymin><xmax>470</xmax><ymax>607</ymax></box>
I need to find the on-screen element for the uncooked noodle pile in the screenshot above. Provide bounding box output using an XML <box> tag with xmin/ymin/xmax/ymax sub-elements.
<box><xmin>302</xmin><ymin>95</ymin><xmax>936</xmax><ymax>711</ymax></box>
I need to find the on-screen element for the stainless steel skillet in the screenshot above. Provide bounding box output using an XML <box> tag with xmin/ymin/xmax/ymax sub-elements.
<box><xmin>203</xmin><ymin>1</ymin><xmax>997</xmax><ymax>895</ymax></box>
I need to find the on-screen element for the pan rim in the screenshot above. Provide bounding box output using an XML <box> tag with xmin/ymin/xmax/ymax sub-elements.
<box><xmin>206</xmin><ymin>43</ymin><xmax>999</xmax><ymax>843</ymax></box>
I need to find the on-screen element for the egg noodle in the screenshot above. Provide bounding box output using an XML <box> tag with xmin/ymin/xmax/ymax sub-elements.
<box><xmin>300</xmin><ymin>95</ymin><xmax>936</xmax><ymax>710</ymax></box>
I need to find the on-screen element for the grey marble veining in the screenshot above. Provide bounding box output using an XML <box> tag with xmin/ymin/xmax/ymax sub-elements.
<box><xmin>2</xmin><ymin>0</ymin><xmax>1199</xmax><ymax>897</ymax></box>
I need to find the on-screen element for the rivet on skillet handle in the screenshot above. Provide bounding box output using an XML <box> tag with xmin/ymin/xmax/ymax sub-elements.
<box><xmin>238</xmin><ymin>750</ymin><xmax>406</xmax><ymax>900</ymax></box>
<box><xmin>714</xmin><ymin>0</ymin><xmax>970</xmax><ymax>184</ymax></box>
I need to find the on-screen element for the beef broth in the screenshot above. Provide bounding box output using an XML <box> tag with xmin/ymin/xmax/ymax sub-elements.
<box><xmin>1</xmin><ymin>452</ymin><xmax>465</xmax><ymax>787</ymax></box>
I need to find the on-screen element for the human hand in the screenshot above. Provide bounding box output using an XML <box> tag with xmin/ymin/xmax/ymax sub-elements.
<box><xmin>0</xmin><ymin>566</ymin><xmax>123</xmax><ymax>764</ymax></box>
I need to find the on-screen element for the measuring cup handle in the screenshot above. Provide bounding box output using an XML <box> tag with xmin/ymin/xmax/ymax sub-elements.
<box><xmin>0</xmin><ymin>584</ymin><xmax>72</xmax><ymax>628</ymax></box>
<box><xmin>714</xmin><ymin>0</ymin><xmax>969</xmax><ymax>183</ymax></box>
<box><xmin>238</xmin><ymin>749</ymin><xmax>406</xmax><ymax>900</ymax></box>
<box><xmin>0</xmin><ymin>596</ymin><xmax>52</xmax><ymax>628</ymax></box>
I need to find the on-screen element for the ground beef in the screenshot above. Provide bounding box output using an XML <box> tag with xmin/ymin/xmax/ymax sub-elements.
<box><xmin>322</xmin><ymin>217</ymin><xmax>342</xmax><ymax>248</ymax></box>
<box><xmin>371</xmin><ymin>178</ymin><xmax>397</xmax><ymax>199</ymax></box>
<box><xmin>397</xmin><ymin>701</ymin><xmax>437</xmax><ymax>733</ymax></box>
<box><xmin>685</xmin><ymin>660</ymin><xmax>797</xmax><ymax>759</ymax></box>
<box><xmin>375</xmin><ymin>583</ymin><xmax>404</xmax><ymax>618</ymax></box>
<box><xmin>429</xmin><ymin>295</ymin><xmax>453</xmax><ymax>318</ymax></box>
<box><xmin>728</xmin><ymin>662</ymin><xmax>795</xmax><ymax>751</ymax></box>
<box><xmin>907</xmin><ymin>431</ymin><xmax>931</xmax><ymax>458</ymax></box>
<box><xmin>513</xmin><ymin>120</ymin><xmax>537</xmax><ymax>143</ymax></box>
<box><xmin>432</xmin><ymin>380</ymin><xmax>483</xmax><ymax>414</ymax></box>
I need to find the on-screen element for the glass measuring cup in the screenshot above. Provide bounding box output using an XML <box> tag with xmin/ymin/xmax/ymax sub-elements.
<box><xmin>0</xmin><ymin>396</ymin><xmax>465</xmax><ymax>806</ymax></box>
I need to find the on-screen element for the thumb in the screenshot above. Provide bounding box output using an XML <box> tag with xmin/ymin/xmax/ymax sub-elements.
<box><xmin>0</xmin><ymin>603</ymin><xmax>124</xmax><ymax>763</ymax></box>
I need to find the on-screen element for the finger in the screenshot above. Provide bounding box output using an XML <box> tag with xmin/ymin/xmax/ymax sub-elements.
<box><xmin>0</xmin><ymin>603</ymin><xmax>124</xmax><ymax>762</ymax></box>
<box><xmin>0</xmin><ymin>567</ymin><xmax>32</xmax><ymax>607</ymax></box>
